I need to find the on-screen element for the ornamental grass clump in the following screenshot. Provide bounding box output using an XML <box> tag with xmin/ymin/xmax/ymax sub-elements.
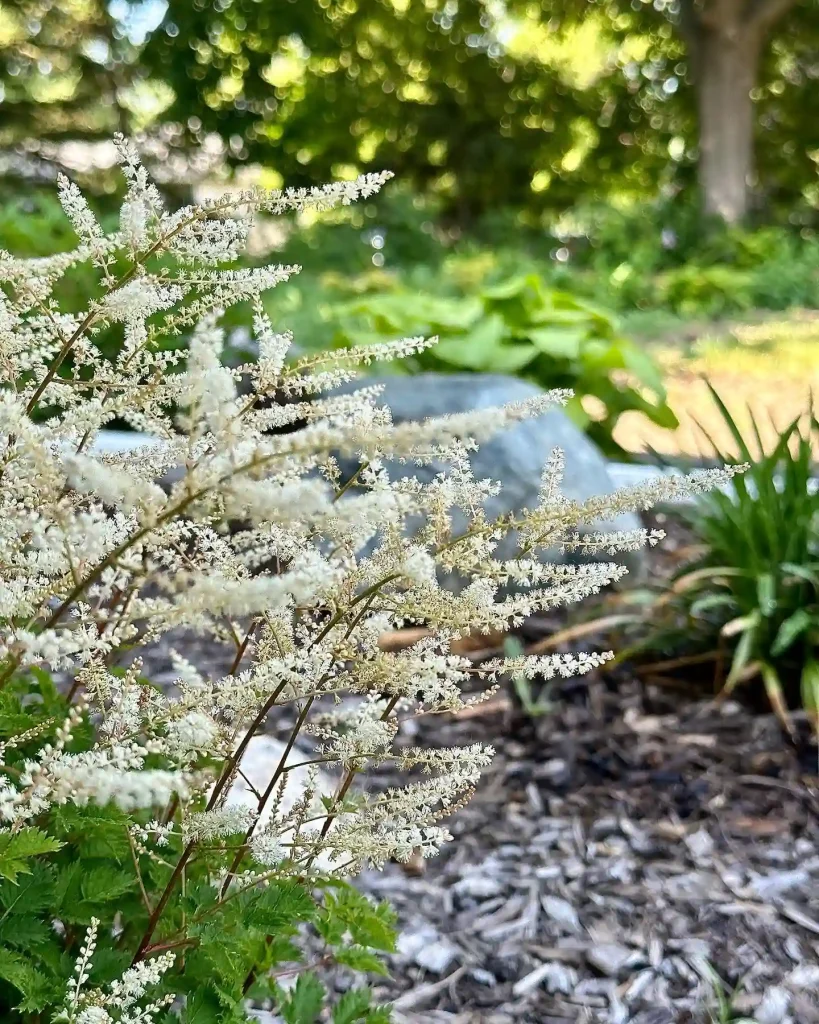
<box><xmin>0</xmin><ymin>138</ymin><xmax>737</xmax><ymax>1023</ymax></box>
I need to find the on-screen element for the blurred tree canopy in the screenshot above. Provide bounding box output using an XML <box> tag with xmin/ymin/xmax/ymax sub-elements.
<box><xmin>0</xmin><ymin>0</ymin><xmax>817</xmax><ymax>223</ymax></box>
<box><xmin>576</xmin><ymin>0</ymin><xmax>819</xmax><ymax>222</ymax></box>
<box><xmin>0</xmin><ymin>0</ymin><xmax>137</xmax><ymax>178</ymax></box>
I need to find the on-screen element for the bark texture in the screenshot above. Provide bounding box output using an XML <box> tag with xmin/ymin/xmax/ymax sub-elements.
<box><xmin>683</xmin><ymin>0</ymin><xmax>799</xmax><ymax>222</ymax></box>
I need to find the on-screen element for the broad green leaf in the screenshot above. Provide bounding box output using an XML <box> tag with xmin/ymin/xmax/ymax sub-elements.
<box><xmin>527</xmin><ymin>326</ymin><xmax>583</xmax><ymax>360</ymax></box>
<box><xmin>431</xmin><ymin>313</ymin><xmax>506</xmax><ymax>368</ymax></box>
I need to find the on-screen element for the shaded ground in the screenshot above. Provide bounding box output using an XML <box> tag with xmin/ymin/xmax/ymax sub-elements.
<box><xmin>350</xmin><ymin>675</ymin><xmax>819</xmax><ymax>1024</ymax></box>
<box><xmin>613</xmin><ymin>312</ymin><xmax>819</xmax><ymax>459</ymax></box>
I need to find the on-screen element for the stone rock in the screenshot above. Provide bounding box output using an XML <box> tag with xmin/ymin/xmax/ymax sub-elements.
<box><xmin>331</xmin><ymin>373</ymin><xmax>644</xmax><ymax>584</ymax></box>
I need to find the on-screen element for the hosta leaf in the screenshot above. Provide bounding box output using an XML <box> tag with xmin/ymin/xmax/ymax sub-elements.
<box><xmin>431</xmin><ymin>313</ymin><xmax>506</xmax><ymax>368</ymax></box>
<box><xmin>527</xmin><ymin>326</ymin><xmax>583</xmax><ymax>360</ymax></box>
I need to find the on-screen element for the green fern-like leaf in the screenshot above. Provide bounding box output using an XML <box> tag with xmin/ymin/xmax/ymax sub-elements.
<box><xmin>0</xmin><ymin>828</ymin><xmax>63</xmax><ymax>883</ymax></box>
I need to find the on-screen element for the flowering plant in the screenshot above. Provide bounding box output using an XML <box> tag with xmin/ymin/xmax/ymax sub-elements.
<box><xmin>0</xmin><ymin>139</ymin><xmax>735</xmax><ymax>1022</ymax></box>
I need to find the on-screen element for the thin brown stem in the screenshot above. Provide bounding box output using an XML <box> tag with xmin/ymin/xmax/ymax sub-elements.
<box><xmin>218</xmin><ymin>694</ymin><xmax>316</xmax><ymax>899</ymax></box>
<box><xmin>131</xmin><ymin>844</ymin><xmax>193</xmax><ymax>964</ymax></box>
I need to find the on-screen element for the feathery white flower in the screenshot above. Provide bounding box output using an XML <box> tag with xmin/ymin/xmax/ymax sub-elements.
<box><xmin>0</xmin><ymin>143</ymin><xmax>740</xmax><ymax>984</ymax></box>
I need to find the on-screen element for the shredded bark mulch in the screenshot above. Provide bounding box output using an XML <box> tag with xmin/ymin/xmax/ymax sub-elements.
<box><xmin>346</xmin><ymin>678</ymin><xmax>819</xmax><ymax>1024</ymax></box>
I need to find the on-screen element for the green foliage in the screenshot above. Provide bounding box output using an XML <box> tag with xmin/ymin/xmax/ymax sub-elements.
<box><xmin>503</xmin><ymin>638</ymin><xmax>554</xmax><ymax>718</ymax></box>
<box><xmin>135</xmin><ymin>0</ymin><xmax>819</xmax><ymax>222</ymax></box>
<box><xmin>560</xmin><ymin>201</ymin><xmax>819</xmax><ymax>317</ymax></box>
<box><xmin>326</xmin><ymin>269</ymin><xmax>676</xmax><ymax>456</ymax></box>
<box><xmin>0</xmin><ymin>829</ymin><xmax>63</xmax><ymax>883</ymax></box>
<box><xmin>633</xmin><ymin>385</ymin><xmax>819</xmax><ymax>724</ymax></box>
<box><xmin>0</xmin><ymin>677</ymin><xmax>395</xmax><ymax>1024</ymax></box>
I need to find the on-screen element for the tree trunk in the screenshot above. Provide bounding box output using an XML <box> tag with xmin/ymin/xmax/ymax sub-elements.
<box><xmin>695</xmin><ymin>21</ymin><xmax>762</xmax><ymax>223</ymax></box>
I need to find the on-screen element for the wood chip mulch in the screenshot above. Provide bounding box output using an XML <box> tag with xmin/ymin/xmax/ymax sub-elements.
<box><xmin>347</xmin><ymin>676</ymin><xmax>819</xmax><ymax>1024</ymax></box>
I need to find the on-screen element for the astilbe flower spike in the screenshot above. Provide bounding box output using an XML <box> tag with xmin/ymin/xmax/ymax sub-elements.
<box><xmin>0</xmin><ymin>138</ymin><xmax>742</xmax><ymax>994</ymax></box>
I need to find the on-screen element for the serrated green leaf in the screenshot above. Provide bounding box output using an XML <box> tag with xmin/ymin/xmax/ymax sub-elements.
<box><xmin>53</xmin><ymin>804</ymin><xmax>132</xmax><ymax>859</ymax></box>
<box><xmin>279</xmin><ymin>972</ymin><xmax>325</xmax><ymax>1024</ymax></box>
<box><xmin>322</xmin><ymin>885</ymin><xmax>396</xmax><ymax>953</ymax></box>
<box><xmin>245</xmin><ymin>880</ymin><xmax>315</xmax><ymax>932</ymax></box>
<box><xmin>0</xmin><ymin>827</ymin><xmax>63</xmax><ymax>882</ymax></box>
<box><xmin>80</xmin><ymin>864</ymin><xmax>135</xmax><ymax>903</ymax></box>
<box><xmin>0</xmin><ymin>947</ymin><xmax>57</xmax><ymax>1012</ymax></box>
<box><xmin>333</xmin><ymin>986</ymin><xmax>374</xmax><ymax>1024</ymax></box>
<box><xmin>0</xmin><ymin>915</ymin><xmax>52</xmax><ymax>950</ymax></box>
<box><xmin>0</xmin><ymin>862</ymin><xmax>55</xmax><ymax>914</ymax></box>
<box><xmin>181</xmin><ymin>987</ymin><xmax>224</xmax><ymax>1024</ymax></box>
<box><xmin>362</xmin><ymin>1007</ymin><xmax>392</xmax><ymax>1024</ymax></box>
<box><xmin>334</xmin><ymin>946</ymin><xmax>389</xmax><ymax>977</ymax></box>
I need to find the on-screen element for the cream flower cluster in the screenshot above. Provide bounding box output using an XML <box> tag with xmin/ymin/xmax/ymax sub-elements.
<box><xmin>0</xmin><ymin>140</ymin><xmax>742</xmax><ymax>906</ymax></box>
<box><xmin>56</xmin><ymin>918</ymin><xmax>174</xmax><ymax>1024</ymax></box>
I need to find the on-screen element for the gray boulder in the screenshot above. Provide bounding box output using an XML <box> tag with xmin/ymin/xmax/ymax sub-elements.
<box><xmin>332</xmin><ymin>373</ymin><xmax>644</xmax><ymax>582</ymax></box>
